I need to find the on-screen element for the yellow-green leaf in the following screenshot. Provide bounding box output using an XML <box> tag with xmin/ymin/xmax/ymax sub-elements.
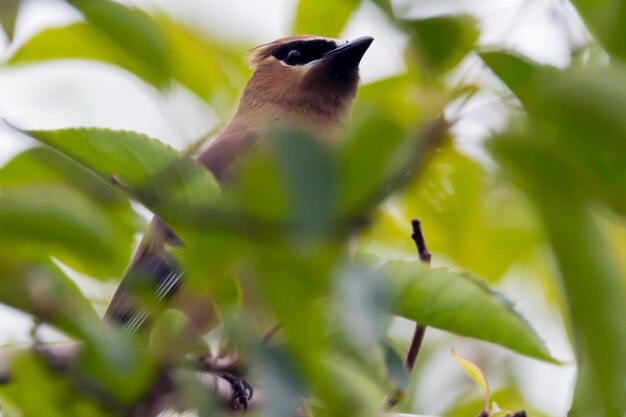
<box><xmin>452</xmin><ymin>348</ymin><xmax>489</xmax><ymax>413</ymax></box>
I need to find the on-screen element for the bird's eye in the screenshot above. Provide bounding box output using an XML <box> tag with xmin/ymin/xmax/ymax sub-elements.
<box><xmin>285</xmin><ymin>50</ymin><xmax>301</xmax><ymax>65</ymax></box>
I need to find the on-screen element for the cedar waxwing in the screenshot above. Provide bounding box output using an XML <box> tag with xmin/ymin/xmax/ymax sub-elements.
<box><xmin>104</xmin><ymin>35</ymin><xmax>374</xmax><ymax>335</ymax></box>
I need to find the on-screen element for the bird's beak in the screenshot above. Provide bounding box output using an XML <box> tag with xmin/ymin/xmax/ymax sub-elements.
<box><xmin>318</xmin><ymin>36</ymin><xmax>374</xmax><ymax>78</ymax></box>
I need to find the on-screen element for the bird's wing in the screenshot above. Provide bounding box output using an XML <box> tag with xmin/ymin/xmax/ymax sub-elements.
<box><xmin>104</xmin><ymin>130</ymin><xmax>258</xmax><ymax>332</ymax></box>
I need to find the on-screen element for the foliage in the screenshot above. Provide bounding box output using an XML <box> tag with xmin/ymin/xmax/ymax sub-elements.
<box><xmin>0</xmin><ymin>0</ymin><xmax>624</xmax><ymax>416</ymax></box>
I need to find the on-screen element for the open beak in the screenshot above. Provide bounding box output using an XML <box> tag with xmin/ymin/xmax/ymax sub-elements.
<box><xmin>319</xmin><ymin>36</ymin><xmax>374</xmax><ymax>78</ymax></box>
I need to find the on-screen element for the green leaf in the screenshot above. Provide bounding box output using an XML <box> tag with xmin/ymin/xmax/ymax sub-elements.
<box><xmin>381</xmin><ymin>340</ymin><xmax>409</xmax><ymax>391</ymax></box>
<box><xmin>0</xmin><ymin>186</ymin><xmax>117</xmax><ymax>268</ymax></box>
<box><xmin>8</xmin><ymin>23</ymin><xmax>166</xmax><ymax>87</ymax></box>
<box><xmin>489</xmin><ymin>134</ymin><xmax>626</xmax><ymax>416</ymax></box>
<box><xmin>148</xmin><ymin>309</ymin><xmax>209</xmax><ymax>361</ymax></box>
<box><xmin>0</xmin><ymin>0</ymin><xmax>20</xmax><ymax>40</ymax></box>
<box><xmin>484</xmin><ymin>49</ymin><xmax>626</xmax><ymax>415</ymax></box>
<box><xmin>8</xmin><ymin>17</ymin><xmax>248</xmax><ymax>105</ymax></box>
<box><xmin>368</xmin><ymin>0</ymin><xmax>394</xmax><ymax>18</ymax></box>
<box><xmin>65</xmin><ymin>0</ymin><xmax>170</xmax><ymax>86</ymax></box>
<box><xmin>157</xmin><ymin>15</ymin><xmax>247</xmax><ymax>108</ymax></box>
<box><xmin>271</xmin><ymin>129</ymin><xmax>337</xmax><ymax>235</ymax></box>
<box><xmin>362</xmin><ymin>146</ymin><xmax>543</xmax><ymax>282</ymax></box>
<box><xmin>482</xmin><ymin>51</ymin><xmax>626</xmax><ymax>214</ymax></box>
<box><xmin>0</xmin><ymin>353</ymin><xmax>113</xmax><ymax>417</ymax></box>
<box><xmin>15</xmin><ymin>127</ymin><xmax>221</xmax><ymax>229</ymax></box>
<box><xmin>0</xmin><ymin>147</ymin><xmax>139</xmax><ymax>278</ymax></box>
<box><xmin>568</xmin><ymin>0</ymin><xmax>626</xmax><ymax>59</ymax></box>
<box><xmin>382</xmin><ymin>261</ymin><xmax>558</xmax><ymax>363</ymax></box>
<box><xmin>452</xmin><ymin>348</ymin><xmax>489</xmax><ymax>413</ymax></box>
<box><xmin>409</xmin><ymin>14</ymin><xmax>479</xmax><ymax>73</ymax></box>
<box><xmin>293</xmin><ymin>0</ymin><xmax>361</xmax><ymax>38</ymax></box>
<box><xmin>74</xmin><ymin>327</ymin><xmax>159</xmax><ymax>405</ymax></box>
<box><xmin>0</xmin><ymin>255</ymin><xmax>99</xmax><ymax>337</ymax></box>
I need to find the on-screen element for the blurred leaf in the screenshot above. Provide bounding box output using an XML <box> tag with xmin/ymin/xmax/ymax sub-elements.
<box><xmin>368</xmin><ymin>0</ymin><xmax>394</xmax><ymax>18</ymax></box>
<box><xmin>223</xmin><ymin>148</ymin><xmax>290</xmax><ymax>225</ymax></box>
<box><xmin>0</xmin><ymin>146</ymin><xmax>127</xmax><ymax>204</ymax></box>
<box><xmin>9</xmin><ymin>23</ymin><xmax>166</xmax><ymax>87</ymax></box>
<box><xmin>409</xmin><ymin>14</ymin><xmax>479</xmax><ymax>73</ymax></box>
<box><xmin>0</xmin><ymin>0</ymin><xmax>20</xmax><ymax>40</ymax></box>
<box><xmin>339</xmin><ymin>115</ymin><xmax>449</xmax><ymax>220</ymax></box>
<box><xmin>9</xmin><ymin>13</ymin><xmax>246</xmax><ymax>105</ymax></box>
<box><xmin>294</xmin><ymin>0</ymin><xmax>360</xmax><ymax>38</ymax></box>
<box><xmin>271</xmin><ymin>129</ymin><xmax>337</xmax><ymax>235</ymax></box>
<box><xmin>383</xmin><ymin>261</ymin><xmax>558</xmax><ymax>363</ymax></box>
<box><xmin>362</xmin><ymin>146</ymin><xmax>543</xmax><ymax>282</ymax></box>
<box><xmin>489</xmin><ymin>134</ymin><xmax>626</xmax><ymax>416</ymax></box>
<box><xmin>323</xmin><ymin>352</ymin><xmax>386</xmax><ymax>417</ymax></box>
<box><xmin>257</xmin><ymin>344</ymin><xmax>308</xmax><ymax>417</ymax></box>
<box><xmin>0</xmin><ymin>353</ymin><xmax>113</xmax><ymax>417</ymax></box>
<box><xmin>0</xmin><ymin>254</ymin><xmax>99</xmax><ymax>337</ymax></box>
<box><xmin>381</xmin><ymin>340</ymin><xmax>409</xmax><ymax>390</ymax></box>
<box><xmin>157</xmin><ymin>15</ymin><xmax>247</xmax><ymax>109</ymax></box>
<box><xmin>0</xmin><ymin>186</ymin><xmax>117</xmax><ymax>269</ymax></box>
<box><xmin>334</xmin><ymin>264</ymin><xmax>390</xmax><ymax>349</ymax></box>
<box><xmin>568</xmin><ymin>0</ymin><xmax>626</xmax><ymax>59</ymax></box>
<box><xmin>354</xmin><ymin>74</ymin><xmax>438</xmax><ymax>128</ymax></box>
<box><xmin>65</xmin><ymin>0</ymin><xmax>170</xmax><ymax>86</ymax></box>
<box><xmin>483</xmin><ymin>51</ymin><xmax>626</xmax><ymax>214</ymax></box>
<box><xmin>15</xmin><ymin>127</ymin><xmax>221</xmax><ymax>230</ymax></box>
<box><xmin>149</xmin><ymin>309</ymin><xmax>209</xmax><ymax>361</ymax></box>
<box><xmin>75</xmin><ymin>326</ymin><xmax>159</xmax><ymax>405</ymax></box>
<box><xmin>451</xmin><ymin>348</ymin><xmax>489</xmax><ymax>413</ymax></box>
<box><xmin>483</xmin><ymin>53</ymin><xmax>626</xmax><ymax>416</ymax></box>
<box><xmin>0</xmin><ymin>147</ymin><xmax>139</xmax><ymax>277</ymax></box>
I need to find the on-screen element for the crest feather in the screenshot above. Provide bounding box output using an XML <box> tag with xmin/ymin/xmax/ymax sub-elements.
<box><xmin>247</xmin><ymin>35</ymin><xmax>339</xmax><ymax>67</ymax></box>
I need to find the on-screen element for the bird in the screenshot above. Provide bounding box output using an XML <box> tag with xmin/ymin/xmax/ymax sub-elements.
<box><xmin>104</xmin><ymin>37</ymin><xmax>374</xmax><ymax>405</ymax></box>
<box><xmin>105</xmin><ymin>34</ymin><xmax>373</xmax><ymax>334</ymax></box>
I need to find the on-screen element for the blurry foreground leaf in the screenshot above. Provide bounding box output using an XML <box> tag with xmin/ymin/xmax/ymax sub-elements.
<box><xmin>483</xmin><ymin>50</ymin><xmax>626</xmax><ymax>414</ymax></box>
<box><xmin>0</xmin><ymin>147</ymin><xmax>139</xmax><ymax>277</ymax></box>
<box><xmin>76</xmin><ymin>326</ymin><xmax>159</xmax><ymax>405</ymax></box>
<box><xmin>271</xmin><ymin>129</ymin><xmax>337</xmax><ymax>235</ymax></box>
<box><xmin>0</xmin><ymin>354</ymin><xmax>113</xmax><ymax>417</ymax></box>
<box><xmin>294</xmin><ymin>0</ymin><xmax>360</xmax><ymax>38</ymax></box>
<box><xmin>0</xmin><ymin>186</ymin><xmax>117</xmax><ymax>269</ymax></box>
<box><xmin>149</xmin><ymin>309</ymin><xmax>209</xmax><ymax>361</ymax></box>
<box><xmin>9</xmin><ymin>23</ymin><xmax>166</xmax><ymax>87</ymax></box>
<box><xmin>490</xmin><ymin>135</ymin><xmax>626</xmax><ymax>416</ymax></box>
<box><xmin>9</xmin><ymin>12</ymin><xmax>246</xmax><ymax>105</ymax></box>
<box><xmin>0</xmin><ymin>0</ymin><xmax>20</xmax><ymax>40</ymax></box>
<box><xmin>409</xmin><ymin>14</ymin><xmax>479</xmax><ymax>74</ymax></box>
<box><xmin>65</xmin><ymin>0</ymin><xmax>170</xmax><ymax>86</ymax></box>
<box><xmin>568</xmin><ymin>0</ymin><xmax>626</xmax><ymax>59</ymax></box>
<box><xmin>157</xmin><ymin>15</ymin><xmax>246</xmax><ymax>108</ymax></box>
<box><xmin>382</xmin><ymin>340</ymin><xmax>409</xmax><ymax>391</ymax></box>
<box><xmin>383</xmin><ymin>261</ymin><xmax>558</xmax><ymax>363</ymax></box>
<box><xmin>363</xmin><ymin>147</ymin><xmax>542</xmax><ymax>282</ymax></box>
<box><xmin>0</xmin><ymin>255</ymin><xmax>99</xmax><ymax>337</ymax></box>
<box><xmin>15</xmin><ymin>127</ymin><xmax>221</xmax><ymax>231</ymax></box>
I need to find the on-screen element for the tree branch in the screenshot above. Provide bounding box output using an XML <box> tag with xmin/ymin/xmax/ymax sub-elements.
<box><xmin>386</xmin><ymin>218</ymin><xmax>432</xmax><ymax>409</ymax></box>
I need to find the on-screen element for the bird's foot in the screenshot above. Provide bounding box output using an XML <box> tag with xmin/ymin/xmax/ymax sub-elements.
<box><xmin>220</xmin><ymin>373</ymin><xmax>254</xmax><ymax>410</ymax></box>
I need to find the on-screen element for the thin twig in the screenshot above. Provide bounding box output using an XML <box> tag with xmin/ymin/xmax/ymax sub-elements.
<box><xmin>405</xmin><ymin>219</ymin><xmax>431</xmax><ymax>371</ymax></box>
<box><xmin>386</xmin><ymin>219</ymin><xmax>432</xmax><ymax>409</ymax></box>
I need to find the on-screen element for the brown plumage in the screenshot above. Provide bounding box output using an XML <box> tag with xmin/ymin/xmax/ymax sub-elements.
<box><xmin>105</xmin><ymin>35</ymin><xmax>374</xmax><ymax>334</ymax></box>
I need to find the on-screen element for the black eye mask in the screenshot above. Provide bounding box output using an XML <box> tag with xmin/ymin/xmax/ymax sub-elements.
<box><xmin>271</xmin><ymin>39</ymin><xmax>338</xmax><ymax>66</ymax></box>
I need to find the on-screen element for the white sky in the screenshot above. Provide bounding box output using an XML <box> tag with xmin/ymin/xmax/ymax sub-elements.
<box><xmin>0</xmin><ymin>0</ymin><xmax>585</xmax><ymax>415</ymax></box>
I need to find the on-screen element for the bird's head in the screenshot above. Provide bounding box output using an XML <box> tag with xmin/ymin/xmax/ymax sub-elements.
<box><xmin>234</xmin><ymin>35</ymin><xmax>374</xmax><ymax>134</ymax></box>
